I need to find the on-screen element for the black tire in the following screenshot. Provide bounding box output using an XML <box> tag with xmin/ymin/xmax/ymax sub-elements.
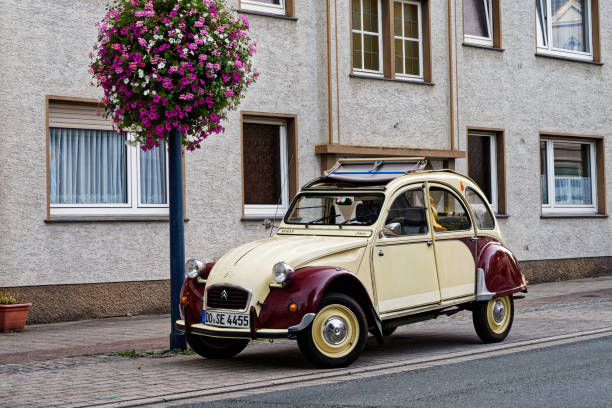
<box><xmin>472</xmin><ymin>295</ymin><xmax>514</xmax><ymax>343</ymax></box>
<box><xmin>297</xmin><ymin>292</ymin><xmax>367</xmax><ymax>368</ymax></box>
<box><xmin>186</xmin><ymin>333</ymin><xmax>249</xmax><ymax>359</ymax></box>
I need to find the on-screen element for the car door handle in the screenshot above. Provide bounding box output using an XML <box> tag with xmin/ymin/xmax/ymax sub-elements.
<box><xmin>378</xmin><ymin>249</ymin><xmax>384</xmax><ymax>256</ymax></box>
<box><xmin>426</xmin><ymin>240</ymin><xmax>433</xmax><ymax>247</ymax></box>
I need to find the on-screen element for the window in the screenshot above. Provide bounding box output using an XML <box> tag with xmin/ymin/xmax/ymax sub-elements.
<box><xmin>352</xmin><ymin>0</ymin><xmax>383</xmax><ymax>74</ymax></box>
<box><xmin>466</xmin><ymin>188</ymin><xmax>495</xmax><ymax>229</ymax></box>
<box><xmin>47</xmin><ymin>100</ymin><xmax>169</xmax><ymax>217</ymax></box>
<box><xmin>352</xmin><ymin>0</ymin><xmax>431</xmax><ymax>82</ymax></box>
<box><xmin>540</xmin><ymin>138</ymin><xmax>598</xmax><ymax>213</ymax></box>
<box><xmin>429</xmin><ymin>187</ymin><xmax>471</xmax><ymax>232</ymax></box>
<box><xmin>536</xmin><ymin>0</ymin><xmax>595</xmax><ymax>60</ymax></box>
<box><xmin>468</xmin><ymin>132</ymin><xmax>504</xmax><ymax>213</ymax></box>
<box><xmin>285</xmin><ymin>194</ymin><xmax>385</xmax><ymax>226</ymax></box>
<box><xmin>384</xmin><ymin>187</ymin><xmax>428</xmax><ymax>236</ymax></box>
<box><xmin>394</xmin><ymin>1</ymin><xmax>422</xmax><ymax>78</ymax></box>
<box><xmin>242</xmin><ymin>115</ymin><xmax>297</xmax><ymax>219</ymax></box>
<box><xmin>463</xmin><ymin>0</ymin><xmax>500</xmax><ymax>47</ymax></box>
<box><xmin>240</xmin><ymin>0</ymin><xmax>291</xmax><ymax>16</ymax></box>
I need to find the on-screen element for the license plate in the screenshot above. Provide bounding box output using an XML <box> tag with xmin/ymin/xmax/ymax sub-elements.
<box><xmin>202</xmin><ymin>310</ymin><xmax>250</xmax><ymax>328</ymax></box>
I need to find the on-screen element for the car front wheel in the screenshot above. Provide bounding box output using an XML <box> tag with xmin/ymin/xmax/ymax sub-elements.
<box><xmin>472</xmin><ymin>295</ymin><xmax>514</xmax><ymax>343</ymax></box>
<box><xmin>186</xmin><ymin>333</ymin><xmax>249</xmax><ymax>359</ymax></box>
<box><xmin>297</xmin><ymin>293</ymin><xmax>367</xmax><ymax>368</ymax></box>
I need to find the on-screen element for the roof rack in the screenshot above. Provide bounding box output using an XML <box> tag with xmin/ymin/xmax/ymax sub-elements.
<box><xmin>324</xmin><ymin>157</ymin><xmax>428</xmax><ymax>182</ymax></box>
<box><xmin>301</xmin><ymin>157</ymin><xmax>429</xmax><ymax>190</ymax></box>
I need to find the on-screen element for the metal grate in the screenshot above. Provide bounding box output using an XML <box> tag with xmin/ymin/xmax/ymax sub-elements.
<box><xmin>206</xmin><ymin>286</ymin><xmax>250</xmax><ymax>310</ymax></box>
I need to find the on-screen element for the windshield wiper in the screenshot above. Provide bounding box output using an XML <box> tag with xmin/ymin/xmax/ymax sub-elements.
<box><xmin>306</xmin><ymin>214</ymin><xmax>341</xmax><ymax>225</ymax></box>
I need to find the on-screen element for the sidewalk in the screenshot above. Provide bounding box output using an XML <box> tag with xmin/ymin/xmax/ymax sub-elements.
<box><xmin>1</xmin><ymin>275</ymin><xmax>611</xmax><ymax>365</ymax></box>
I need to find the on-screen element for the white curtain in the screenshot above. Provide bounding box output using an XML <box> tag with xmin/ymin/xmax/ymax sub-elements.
<box><xmin>555</xmin><ymin>176</ymin><xmax>592</xmax><ymax>205</ymax></box>
<box><xmin>140</xmin><ymin>142</ymin><xmax>167</xmax><ymax>204</ymax></box>
<box><xmin>49</xmin><ymin>128</ymin><xmax>127</xmax><ymax>204</ymax></box>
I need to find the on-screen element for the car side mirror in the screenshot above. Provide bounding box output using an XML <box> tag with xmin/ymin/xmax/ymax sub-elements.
<box><xmin>383</xmin><ymin>222</ymin><xmax>401</xmax><ymax>237</ymax></box>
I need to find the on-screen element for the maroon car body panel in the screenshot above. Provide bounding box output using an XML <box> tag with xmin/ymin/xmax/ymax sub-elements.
<box><xmin>180</xmin><ymin>262</ymin><xmax>214</xmax><ymax>324</ymax></box>
<box><xmin>477</xmin><ymin>238</ymin><xmax>526</xmax><ymax>296</ymax></box>
<box><xmin>258</xmin><ymin>266</ymin><xmax>369</xmax><ymax>330</ymax></box>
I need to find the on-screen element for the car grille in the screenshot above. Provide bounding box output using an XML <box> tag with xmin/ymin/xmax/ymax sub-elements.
<box><xmin>206</xmin><ymin>286</ymin><xmax>250</xmax><ymax>310</ymax></box>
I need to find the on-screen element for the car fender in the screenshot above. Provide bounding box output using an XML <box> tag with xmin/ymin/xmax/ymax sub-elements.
<box><xmin>257</xmin><ymin>266</ymin><xmax>383</xmax><ymax>342</ymax></box>
<box><xmin>180</xmin><ymin>262</ymin><xmax>214</xmax><ymax>325</ymax></box>
<box><xmin>476</xmin><ymin>242</ymin><xmax>527</xmax><ymax>300</ymax></box>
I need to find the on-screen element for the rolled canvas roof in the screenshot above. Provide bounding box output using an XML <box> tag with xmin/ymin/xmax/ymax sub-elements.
<box><xmin>323</xmin><ymin>158</ymin><xmax>426</xmax><ymax>183</ymax></box>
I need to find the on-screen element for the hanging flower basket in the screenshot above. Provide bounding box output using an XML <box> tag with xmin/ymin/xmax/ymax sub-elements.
<box><xmin>89</xmin><ymin>0</ymin><xmax>258</xmax><ymax>151</ymax></box>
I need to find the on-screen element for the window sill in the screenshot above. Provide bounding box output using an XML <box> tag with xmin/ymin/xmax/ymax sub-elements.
<box><xmin>540</xmin><ymin>213</ymin><xmax>608</xmax><ymax>219</ymax></box>
<box><xmin>462</xmin><ymin>42</ymin><xmax>504</xmax><ymax>52</ymax></box>
<box><xmin>535</xmin><ymin>53</ymin><xmax>603</xmax><ymax>66</ymax></box>
<box><xmin>45</xmin><ymin>216</ymin><xmax>190</xmax><ymax>223</ymax></box>
<box><xmin>241</xmin><ymin>215</ymin><xmax>285</xmax><ymax>221</ymax></box>
<box><xmin>237</xmin><ymin>9</ymin><xmax>297</xmax><ymax>21</ymax></box>
<box><xmin>495</xmin><ymin>213</ymin><xmax>509</xmax><ymax>219</ymax></box>
<box><xmin>349</xmin><ymin>73</ymin><xmax>434</xmax><ymax>86</ymax></box>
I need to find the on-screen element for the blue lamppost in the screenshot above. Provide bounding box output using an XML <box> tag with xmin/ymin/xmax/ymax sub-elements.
<box><xmin>168</xmin><ymin>127</ymin><xmax>186</xmax><ymax>350</ymax></box>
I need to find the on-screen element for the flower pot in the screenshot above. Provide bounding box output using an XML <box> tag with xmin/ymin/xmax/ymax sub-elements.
<box><xmin>0</xmin><ymin>303</ymin><xmax>32</xmax><ymax>333</ymax></box>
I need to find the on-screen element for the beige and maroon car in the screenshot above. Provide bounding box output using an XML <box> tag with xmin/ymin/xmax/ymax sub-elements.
<box><xmin>176</xmin><ymin>158</ymin><xmax>527</xmax><ymax>368</ymax></box>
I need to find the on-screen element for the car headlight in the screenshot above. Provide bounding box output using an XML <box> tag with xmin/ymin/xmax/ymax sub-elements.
<box><xmin>272</xmin><ymin>262</ymin><xmax>294</xmax><ymax>284</ymax></box>
<box><xmin>185</xmin><ymin>259</ymin><xmax>205</xmax><ymax>279</ymax></box>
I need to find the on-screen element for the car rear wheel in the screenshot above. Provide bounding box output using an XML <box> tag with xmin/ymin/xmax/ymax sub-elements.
<box><xmin>472</xmin><ymin>295</ymin><xmax>514</xmax><ymax>343</ymax></box>
<box><xmin>186</xmin><ymin>333</ymin><xmax>249</xmax><ymax>359</ymax></box>
<box><xmin>297</xmin><ymin>293</ymin><xmax>367</xmax><ymax>368</ymax></box>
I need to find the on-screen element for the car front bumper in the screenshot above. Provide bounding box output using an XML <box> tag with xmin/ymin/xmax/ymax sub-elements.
<box><xmin>175</xmin><ymin>320</ymin><xmax>287</xmax><ymax>339</ymax></box>
<box><xmin>175</xmin><ymin>313</ymin><xmax>315</xmax><ymax>340</ymax></box>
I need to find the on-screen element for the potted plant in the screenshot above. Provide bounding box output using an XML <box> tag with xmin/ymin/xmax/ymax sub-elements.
<box><xmin>0</xmin><ymin>292</ymin><xmax>31</xmax><ymax>332</ymax></box>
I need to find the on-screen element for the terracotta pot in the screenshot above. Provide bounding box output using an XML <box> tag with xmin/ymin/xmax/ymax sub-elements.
<box><xmin>0</xmin><ymin>303</ymin><xmax>32</xmax><ymax>333</ymax></box>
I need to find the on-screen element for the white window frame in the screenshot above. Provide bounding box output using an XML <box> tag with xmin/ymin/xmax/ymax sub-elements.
<box><xmin>468</xmin><ymin>133</ymin><xmax>498</xmax><ymax>213</ymax></box>
<box><xmin>536</xmin><ymin>0</ymin><xmax>593</xmax><ymax>60</ymax></box>
<box><xmin>463</xmin><ymin>0</ymin><xmax>494</xmax><ymax>47</ymax></box>
<box><xmin>243</xmin><ymin>118</ymin><xmax>290</xmax><ymax>219</ymax></box>
<box><xmin>352</xmin><ymin>0</ymin><xmax>384</xmax><ymax>77</ymax></box>
<box><xmin>394</xmin><ymin>0</ymin><xmax>424</xmax><ymax>81</ymax></box>
<box><xmin>240</xmin><ymin>0</ymin><xmax>286</xmax><ymax>15</ymax></box>
<box><xmin>50</xmin><ymin>131</ymin><xmax>170</xmax><ymax>217</ymax></box>
<box><xmin>541</xmin><ymin>139</ymin><xmax>597</xmax><ymax>214</ymax></box>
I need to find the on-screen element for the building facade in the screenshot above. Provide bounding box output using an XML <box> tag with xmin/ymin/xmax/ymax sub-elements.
<box><xmin>0</xmin><ymin>0</ymin><xmax>610</xmax><ymax>323</ymax></box>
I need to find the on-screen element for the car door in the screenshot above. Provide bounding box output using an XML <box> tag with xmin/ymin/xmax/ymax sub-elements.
<box><xmin>428</xmin><ymin>184</ymin><xmax>477</xmax><ymax>301</ymax></box>
<box><xmin>373</xmin><ymin>185</ymin><xmax>441</xmax><ymax>314</ymax></box>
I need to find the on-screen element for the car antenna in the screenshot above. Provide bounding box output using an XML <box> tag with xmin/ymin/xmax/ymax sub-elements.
<box><xmin>267</xmin><ymin>149</ymin><xmax>296</xmax><ymax>237</ymax></box>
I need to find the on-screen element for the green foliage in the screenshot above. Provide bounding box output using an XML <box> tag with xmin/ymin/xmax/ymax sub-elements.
<box><xmin>115</xmin><ymin>348</ymin><xmax>195</xmax><ymax>358</ymax></box>
<box><xmin>0</xmin><ymin>293</ymin><xmax>18</xmax><ymax>305</ymax></box>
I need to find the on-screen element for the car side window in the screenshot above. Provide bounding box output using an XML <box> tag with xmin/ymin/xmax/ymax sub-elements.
<box><xmin>383</xmin><ymin>188</ymin><xmax>429</xmax><ymax>237</ymax></box>
<box><xmin>428</xmin><ymin>186</ymin><xmax>471</xmax><ymax>232</ymax></box>
<box><xmin>465</xmin><ymin>188</ymin><xmax>495</xmax><ymax>230</ymax></box>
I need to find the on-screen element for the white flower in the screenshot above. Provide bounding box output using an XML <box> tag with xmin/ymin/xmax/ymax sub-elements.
<box><xmin>152</xmin><ymin>73</ymin><xmax>157</xmax><ymax>79</ymax></box>
<box><xmin>158</xmin><ymin>62</ymin><xmax>166</xmax><ymax>69</ymax></box>
<box><xmin>123</xmin><ymin>78</ymin><xmax>129</xmax><ymax>84</ymax></box>
<box><xmin>138</xmin><ymin>69</ymin><xmax>144</xmax><ymax>78</ymax></box>
<box><xmin>143</xmin><ymin>89</ymin><xmax>150</xmax><ymax>95</ymax></box>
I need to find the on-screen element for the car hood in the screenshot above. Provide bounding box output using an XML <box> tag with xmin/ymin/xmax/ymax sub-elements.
<box><xmin>206</xmin><ymin>234</ymin><xmax>369</xmax><ymax>300</ymax></box>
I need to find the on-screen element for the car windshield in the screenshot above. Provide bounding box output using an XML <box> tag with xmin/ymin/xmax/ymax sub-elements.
<box><xmin>284</xmin><ymin>193</ymin><xmax>385</xmax><ymax>226</ymax></box>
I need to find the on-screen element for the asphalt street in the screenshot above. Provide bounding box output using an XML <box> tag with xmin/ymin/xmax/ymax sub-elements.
<box><xmin>176</xmin><ymin>335</ymin><xmax>612</xmax><ymax>408</ymax></box>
